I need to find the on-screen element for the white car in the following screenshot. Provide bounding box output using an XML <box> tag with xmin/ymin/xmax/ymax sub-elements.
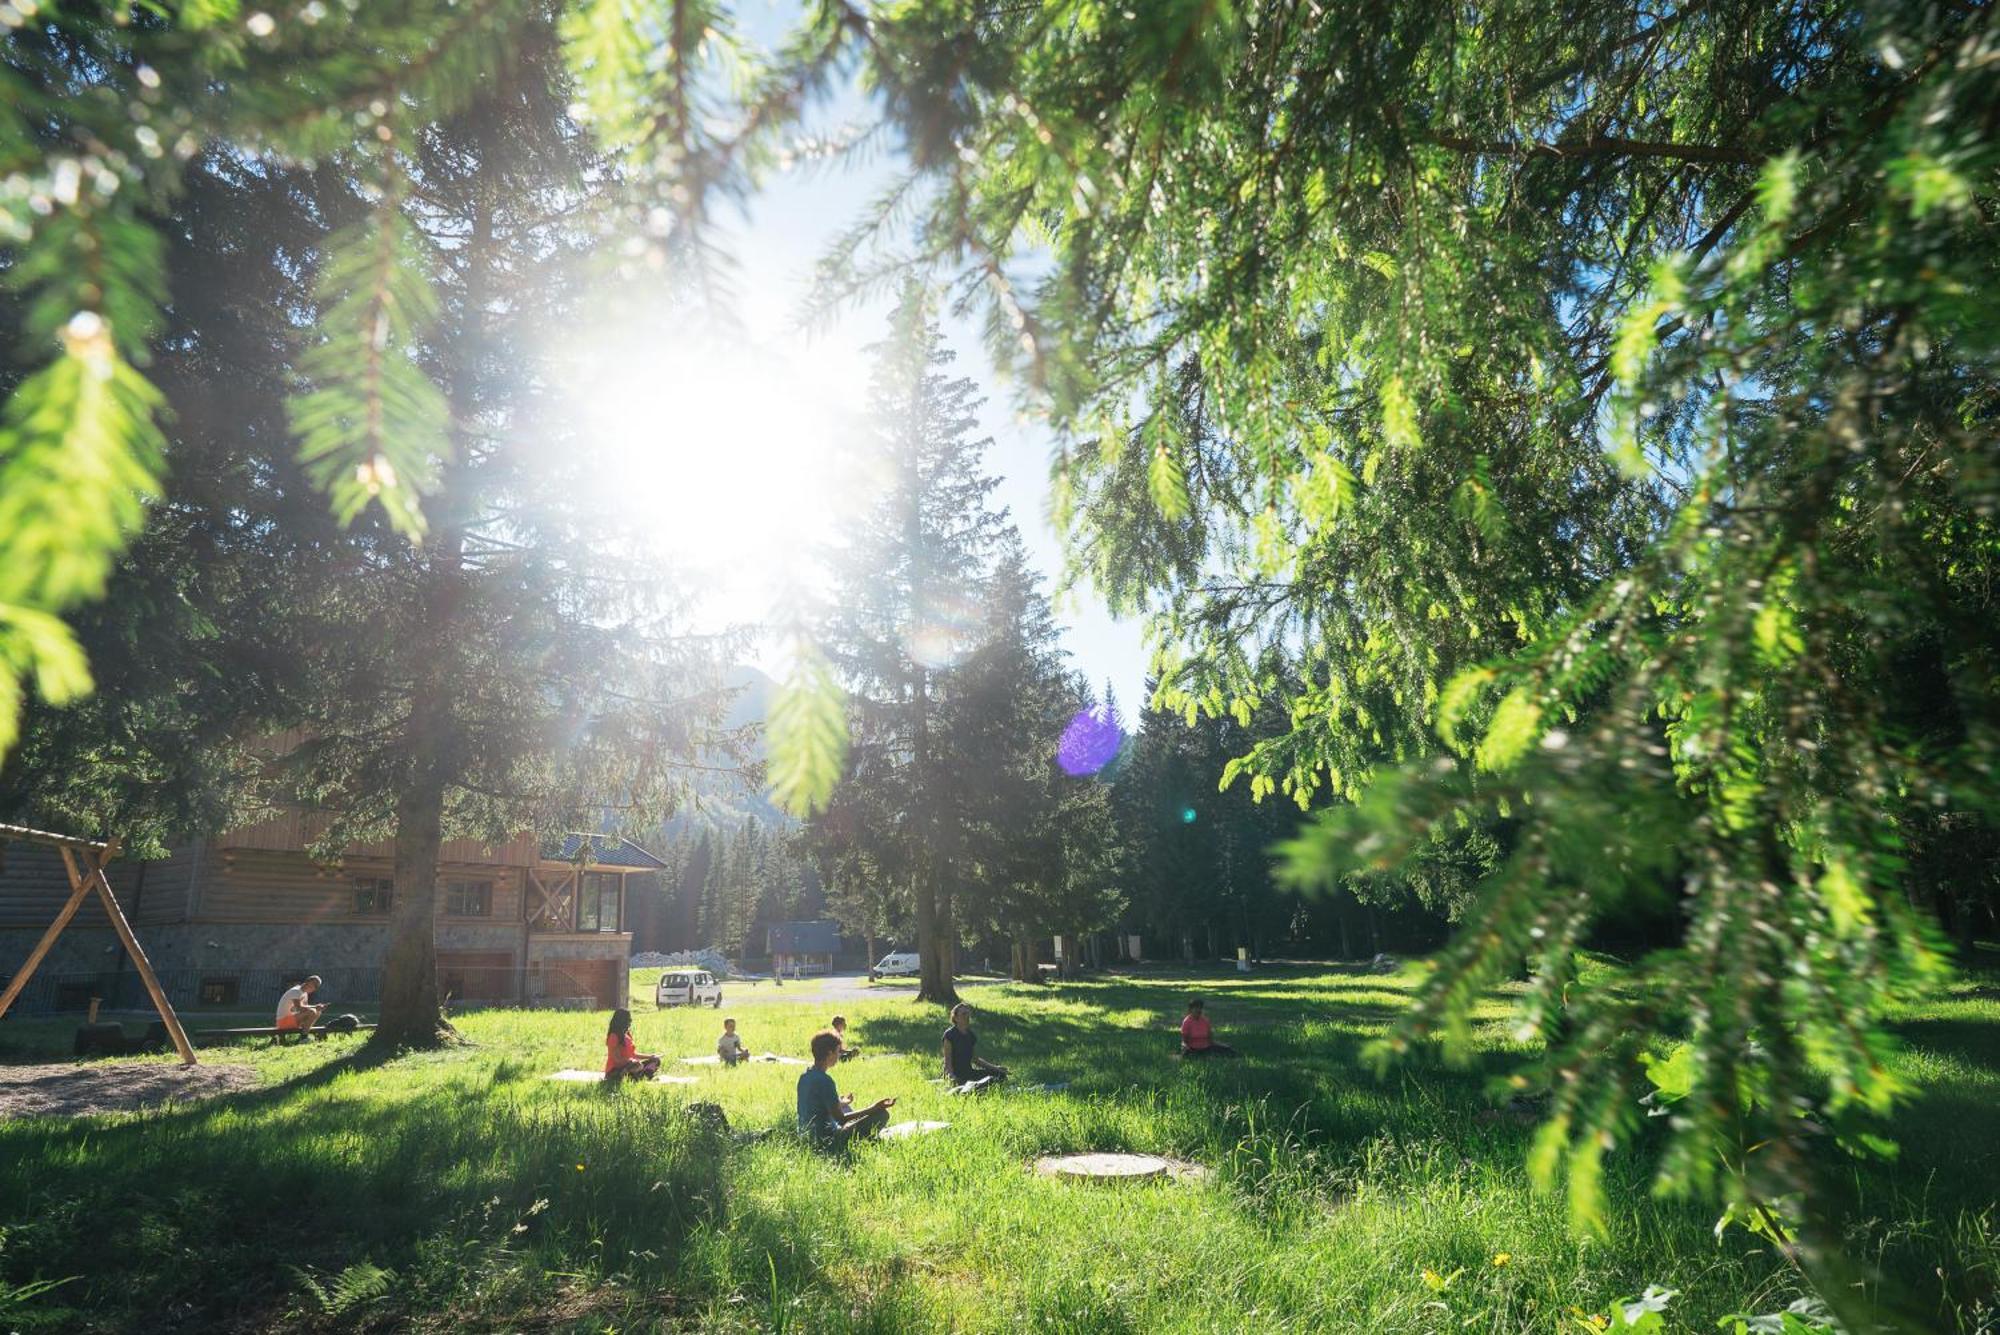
<box><xmin>872</xmin><ymin>951</ymin><xmax>920</xmax><ymax>977</ymax></box>
<box><xmin>656</xmin><ymin>969</ymin><xmax>723</xmax><ymax>1008</ymax></box>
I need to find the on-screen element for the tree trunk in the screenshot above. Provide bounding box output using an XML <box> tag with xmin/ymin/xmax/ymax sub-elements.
<box><xmin>374</xmin><ymin>773</ymin><xmax>452</xmax><ymax>1048</ymax></box>
<box><xmin>908</xmin><ymin>634</ymin><xmax>957</xmax><ymax>1006</ymax></box>
<box><xmin>1953</xmin><ymin>892</ymin><xmax>1980</xmax><ymax>958</ymax></box>
<box><xmin>913</xmin><ymin>875</ymin><xmax>959</xmax><ymax>1005</ymax></box>
<box><xmin>864</xmin><ymin>930</ymin><xmax>877</xmax><ymax>973</ymax></box>
<box><xmin>1336</xmin><ymin>898</ymin><xmax>1353</xmax><ymax>960</ymax></box>
<box><xmin>372</xmin><ymin>180</ymin><xmax>490</xmax><ymax>1051</ymax></box>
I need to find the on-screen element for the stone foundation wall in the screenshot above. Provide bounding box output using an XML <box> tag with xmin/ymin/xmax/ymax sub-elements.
<box><xmin>2</xmin><ymin>922</ymin><xmax>628</xmax><ymax>1016</ymax></box>
<box><xmin>0</xmin><ymin>926</ymin><xmax>124</xmax><ymax>981</ymax></box>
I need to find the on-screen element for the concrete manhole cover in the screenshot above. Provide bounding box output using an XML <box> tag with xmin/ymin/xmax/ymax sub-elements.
<box><xmin>1033</xmin><ymin>1152</ymin><xmax>1209</xmax><ymax>1182</ymax></box>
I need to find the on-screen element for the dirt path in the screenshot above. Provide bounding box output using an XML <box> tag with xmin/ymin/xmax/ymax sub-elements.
<box><xmin>0</xmin><ymin>1061</ymin><xmax>257</xmax><ymax>1121</ymax></box>
<box><xmin>719</xmin><ymin>973</ymin><xmax>1008</xmax><ymax>1005</ymax></box>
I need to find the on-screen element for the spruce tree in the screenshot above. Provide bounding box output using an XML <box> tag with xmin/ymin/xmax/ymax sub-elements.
<box><xmin>810</xmin><ymin>286</ymin><xmax>1006</xmax><ymax>1006</ymax></box>
<box><xmin>267</xmin><ymin>31</ymin><xmax>730</xmax><ymax>1047</ymax></box>
<box><xmin>944</xmin><ymin>537</ymin><xmax>1122</xmax><ymax>978</ymax></box>
<box><xmin>0</xmin><ymin>151</ymin><xmax>347</xmax><ymax>849</ymax></box>
<box><xmin>0</xmin><ymin>0</ymin><xmax>776</xmax><ymax>772</ymax></box>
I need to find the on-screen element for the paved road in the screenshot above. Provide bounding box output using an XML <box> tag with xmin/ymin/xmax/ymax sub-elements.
<box><xmin>713</xmin><ymin>972</ymin><xmax>1007</xmax><ymax>1006</ymax></box>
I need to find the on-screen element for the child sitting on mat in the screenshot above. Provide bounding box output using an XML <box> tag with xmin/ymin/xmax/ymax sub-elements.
<box><xmin>604</xmin><ymin>1008</ymin><xmax>661</xmax><ymax>1082</ymax></box>
<box><xmin>717</xmin><ymin>1016</ymin><xmax>750</xmax><ymax>1065</ymax></box>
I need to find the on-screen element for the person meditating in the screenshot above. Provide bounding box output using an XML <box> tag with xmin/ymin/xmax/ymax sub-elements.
<box><xmin>717</xmin><ymin>1017</ymin><xmax>750</xmax><ymax>1066</ymax></box>
<box><xmin>830</xmin><ymin>1014</ymin><xmax>861</xmax><ymax>1059</ymax></box>
<box><xmin>604</xmin><ymin>1008</ymin><xmax>662</xmax><ymax>1083</ymax></box>
<box><xmin>1178</xmin><ymin>996</ymin><xmax>1238</xmax><ymax>1058</ymax></box>
<box><xmin>941</xmin><ymin>1003</ymin><xmax>1008</xmax><ymax>1090</ymax></box>
<box><xmin>274</xmin><ymin>975</ymin><xmax>325</xmax><ymax>1040</ymax></box>
<box><xmin>797</xmin><ymin>1029</ymin><xmax>892</xmax><ymax>1150</ymax></box>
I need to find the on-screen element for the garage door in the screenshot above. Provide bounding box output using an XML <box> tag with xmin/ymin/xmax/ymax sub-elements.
<box><xmin>438</xmin><ymin>951</ymin><xmax>515</xmax><ymax>1002</ymax></box>
<box><xmin>545</xmin><ymin>958</ymin><xmax>621</xmax><ymax>1009</ymax></box>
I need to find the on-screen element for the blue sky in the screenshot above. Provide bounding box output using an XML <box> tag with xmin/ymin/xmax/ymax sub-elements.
<box><xmin>638</xmin><ymin>5</ymin><xmax>1152</xmax><ymax>707</ymax></box>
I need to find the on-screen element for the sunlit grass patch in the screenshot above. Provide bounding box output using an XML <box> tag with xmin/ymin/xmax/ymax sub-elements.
<box><xmin>0</xmin><ymin>961</ymin><xmax>1994</xmax><ymax>1331</ymax></box>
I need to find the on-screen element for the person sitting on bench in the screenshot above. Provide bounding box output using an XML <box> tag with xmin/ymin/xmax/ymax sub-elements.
<box><xmin>941</xmin><ymin>1003</ymin><xmax>1008</xmax><ymax>1090</ymax></box>
<box><xmin>275</xmin><ymin>975</ymin><xmax>325</xmax><ymax>1039</ymax></box>
<box><xmin>604</xmin><ymin>1008</ymin><xmax>662</xmax><ymax>1083</ymax></box>
<box><xmin>798</xmin><ymin>1029</ymin><xmax>891</xmax><ymax>1150</ymax></box>
<box><xmin>1178</xmin><ymin>997</ymin><xmax>1238</xmax><ymax>1058</ymax></box>
<box><xmin>717</xmin><ymin>1017</ymin><xmax>750</xmax><ymax>1066</ymax></box>
<box><xmin>830</xmin><ymin>1014</ymin><xmax>861</xmax><ymax>1059</ymax></box>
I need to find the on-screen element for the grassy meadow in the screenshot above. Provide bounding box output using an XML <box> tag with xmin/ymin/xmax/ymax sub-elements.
<box><xmin>0</xmin><ymin>958</ymin><xmax>1995</xmax><ymax>1332</ymax></box>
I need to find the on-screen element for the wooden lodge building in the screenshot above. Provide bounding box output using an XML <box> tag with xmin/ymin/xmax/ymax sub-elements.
<box><xmin>0</xmin><ymin>815</ymin><xmax>665</xmax><ymax>1017</ymax></box>
<box><xmin>767</xmin><ymin>920</ymin><xmax>842</xmax><ymax>977</ymax></box>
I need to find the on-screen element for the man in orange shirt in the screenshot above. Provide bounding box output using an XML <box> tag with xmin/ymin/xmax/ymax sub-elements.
<box><xmin>274</xmin><ymin>975</ymin><xmax>325</xmax><ymax>1039</ymax></box>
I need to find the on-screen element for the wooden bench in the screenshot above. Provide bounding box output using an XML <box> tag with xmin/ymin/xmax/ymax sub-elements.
<box><xmin>194</xmin><ymin>1022</ymin><xmax>376</xmax><ymax>1046</ymax></box>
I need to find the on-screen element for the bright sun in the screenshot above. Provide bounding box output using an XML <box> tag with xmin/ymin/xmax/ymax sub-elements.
<box><xmin>564</xmin><ymin>321</ymin><xmax>866</xmax><ymax>628</ymax></box>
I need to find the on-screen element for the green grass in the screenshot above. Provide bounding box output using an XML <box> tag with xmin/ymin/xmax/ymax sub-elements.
<box><xmin>1</xmin><ymin>959</ymin><xmax>1995</xmax><ymax>1332</ymax></box>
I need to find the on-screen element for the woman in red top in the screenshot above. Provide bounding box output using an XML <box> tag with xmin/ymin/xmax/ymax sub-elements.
<box><xmin>1178</xmin><ymin>997</ymin><xmax>1238</xmax><ymax>1059</ymax></box>
<box><xmin>604</xmin><ymin>1008</ymin><xmax>662</xmax><ymax>1083</ymax></box>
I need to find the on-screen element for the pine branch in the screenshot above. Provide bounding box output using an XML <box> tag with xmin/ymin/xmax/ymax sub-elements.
<box><xmin>288</xmin><ymin>147</ymin><xmax>448</xmax><ymax>540</ymax></box>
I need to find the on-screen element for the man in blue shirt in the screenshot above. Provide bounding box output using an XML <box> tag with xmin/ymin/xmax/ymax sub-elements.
<box><xmin>798</xmin><ymin>1029</ymin><xmax>893</xmax><ymax>1149</ymax></box>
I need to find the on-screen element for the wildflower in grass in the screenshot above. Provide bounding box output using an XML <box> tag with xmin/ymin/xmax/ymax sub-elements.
<box><xmin>1492</xmin><ymin>1252</ymin><xmax>1511</xmax><ymax>1267</ymax></box>
<box><xmin>576</xmin><ymin>1163</ymin><xmax>586</xmax><ymax>1171</ymax></box>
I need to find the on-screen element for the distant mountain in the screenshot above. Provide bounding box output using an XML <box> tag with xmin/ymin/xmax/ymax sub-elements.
<box><xmin>661</xmin><ymin>664</ymin><xmax>791</xmax><ymax>836</ymax></box>
<box><xmin>724</xmin><ymin>663</ymin><xmax>779</xmax><ymax>735</ymax></box>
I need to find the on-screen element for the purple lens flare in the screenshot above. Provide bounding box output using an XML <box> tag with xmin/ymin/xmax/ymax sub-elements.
<box><xmin>1057</xmin><ymin>705</ymin><xmax>1124</xmax><ymax>777</ymax></box>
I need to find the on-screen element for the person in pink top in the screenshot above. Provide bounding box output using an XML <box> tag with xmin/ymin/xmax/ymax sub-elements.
<box><xmin>603</xmin><ymin>1008</ymin><xmax>662</xmax><ymax>1083</ymax></box>
<box><xmin>1177</xmin><ymin>997</ymin><xmax>1238</xmax><ymax>1059</ymax></box>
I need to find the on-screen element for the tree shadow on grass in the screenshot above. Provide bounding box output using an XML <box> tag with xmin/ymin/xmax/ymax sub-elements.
<box><xmin>853</xmin><ymin>984</ymin><xmax>1524</xmax><ymax>1160</ymax></box>
<box><xmin>0</xmin><ymin>1045</ymin><xmax>725</xmax><ymax>1333</ymax></box>
<box><xmin>1893</xmin><ymin>1016</ymin><xmax>2000</xmax><ymax>1069</ymax></box>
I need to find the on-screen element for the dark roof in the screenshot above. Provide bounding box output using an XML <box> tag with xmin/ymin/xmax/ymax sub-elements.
<box><xmin>767</xmin><ymin>921</ymin><xmax>841</xmax><ymax>955</ymax></box>
<box><xmin>541</xmin><ymin>832</ymin><xmax>670</xmax><ymax>871</ymax></box>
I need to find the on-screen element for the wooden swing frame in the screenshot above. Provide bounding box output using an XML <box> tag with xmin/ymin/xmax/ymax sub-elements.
<box><xmin>0</xmin><ymin>822</ymin><xmax>197</xmax><ymax>1064</ymax></box>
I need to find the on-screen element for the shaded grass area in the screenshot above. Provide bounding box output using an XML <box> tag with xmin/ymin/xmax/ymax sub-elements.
<box><xmin>0</xmin><ymin>960</ymin><xmax>1993</xmax><ymax>1331</ymax></box>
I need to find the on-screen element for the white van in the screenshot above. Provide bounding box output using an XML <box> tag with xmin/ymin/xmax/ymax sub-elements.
<box><xmin>655</xmin><ymin>970</ymin><xmax>723</xmax><ymax>1008</ymax></box>
<box><xmin>873</xmin><ymin>951</ymin><xmax>920</xmax><ymax>977</ymax></box>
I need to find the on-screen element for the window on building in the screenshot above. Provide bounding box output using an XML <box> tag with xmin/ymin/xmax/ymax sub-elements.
<box><xmin>575</xmin><ymin>871</ymin><xmax>622</xmax><ymax>932</ymax></box>
<box><xmin>353</xmin><ymin>877</ymin><xmax>394</xmax><ymax>915</ymax></box>
<box><xmin>198</xmin><ymin>977</ymin><xmax>240</xmax><ymax>1006</ymax></box>
<box><xmin>445</xmin><ymin>879</ymin><xmax>492</xmax><ymax>917</ymax></box>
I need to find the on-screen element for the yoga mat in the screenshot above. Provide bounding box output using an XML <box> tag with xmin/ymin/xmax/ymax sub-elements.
<box><xmin>547</xmin><ymin>1069</ymin><xmax>697</xmax><ymax>1085</ymax></box>
<box><xmin>879</xmin><ymin>1120</ymin><xmax>951</xmax><ymax>1139</ymax></box>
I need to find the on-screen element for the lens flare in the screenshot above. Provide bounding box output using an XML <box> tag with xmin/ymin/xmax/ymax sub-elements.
<box><xmin>1057</xmin><ymin>705</ymin><xmax>1124</xmax><ymax>777</ymax></box>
